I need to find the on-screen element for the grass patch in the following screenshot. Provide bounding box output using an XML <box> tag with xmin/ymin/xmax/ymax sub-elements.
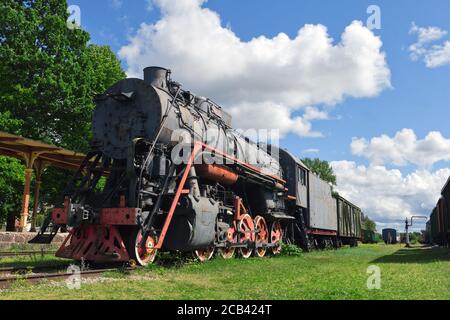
<box><xmin>1</xmin><ymin>244</ymin><xmax>450</xmax><ymax>300</ymax></box>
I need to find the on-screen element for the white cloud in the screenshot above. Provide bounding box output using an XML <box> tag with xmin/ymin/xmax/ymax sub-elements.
<box><xmin>331</xmin><ymin>160</ymin><xmax>450</xmax><ymax>228</ymax></box>
<box><xmin>302</xmin><ymin>148</ymin><xmax>320</xmax><ymax>154</ymax></box>
<box><xmin>109</xmin><ymin>0</ymin><xmax>123</xmax><ymax>9</ymax></box>
<box><xmin>351</xmin><ymin>129</ymin><xmax>450</xmax><ymax>169</ymax></box>
<box><xmin>424</xmin><ymin>41</ymin><xmax>450</xmax><ymax>68</ymax></box>
<box><xmin>334</xmin><ymin>128</ymin><xmax>450</xmax><ymax>229</ymax></box>
<box><xmin>409</xmin><ymin>23</ymin><xmax>450</xmax><ymax>68</ymax></box>
<box><xmin>119</xmin><ymin>0</ymin><xmax>391</xmax><ymax>137</ymax></box>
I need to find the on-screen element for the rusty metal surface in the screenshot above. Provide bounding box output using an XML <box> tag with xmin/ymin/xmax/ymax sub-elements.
<box><xmin>100</xmin><ymin>208</ymin><xmax>140</xmax><ymax>225</ymax></box>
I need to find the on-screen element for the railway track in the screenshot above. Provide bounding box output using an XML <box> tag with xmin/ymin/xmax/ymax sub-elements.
<box><xmin>0</xmin><ymin>250</ymin><xmax>56</xmax><ymax>259</ymax></box>
<box><xmin>0</xmin><ymin>264</ymin><xmax>71</xmax><ymax>276</ymax></box>
<box><xmin>0</xmin><ymin>265</ymin><xmax>133</xmax><ymax>289</ymax></box>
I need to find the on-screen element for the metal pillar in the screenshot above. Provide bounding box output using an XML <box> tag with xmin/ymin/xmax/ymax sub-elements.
<box><xmin>405</xmin><ymin>218</ymin><xmax>410</xmax><ymax>248</ymax></box>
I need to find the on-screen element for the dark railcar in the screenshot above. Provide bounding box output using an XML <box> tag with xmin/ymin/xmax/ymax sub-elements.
<box><xmin>440</xmin><ymin>178</ymin><xmax>450</xmax><ymax>246</ymax></box>
<box><xmin>430</xmin><ymin>207</ymin><xmax>439</xmax><ymax>244</ymax></box>
<box><xmin>382</xmin><ymin>228</ymin><xmax>397</xmax><ymax>244</ymax></box>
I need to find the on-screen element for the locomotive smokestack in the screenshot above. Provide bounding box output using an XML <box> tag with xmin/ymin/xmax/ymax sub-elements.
<box><xmin>143</xmin><ymin>66</ymin><xmax>169</xmax><ymax>89</ymax></box>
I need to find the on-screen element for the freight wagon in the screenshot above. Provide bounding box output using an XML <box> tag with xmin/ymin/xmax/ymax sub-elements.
<box><xmin>275</xmin><ymin>148</ymin><xmax>362</xmax><ymax>250</ymax></box>
<box><xmin>429</xmin><ymin>176</ymin><xmax>450</xmax><ymax>247</ymax></box>
<box><xmin>362</xmin><ymin>229</ymin><xmax>378</xmax><ymax>244</ymax></box>
<box><xmin>382</xmin><ymin>228</ymin><xmax>397</xmax><ymax>244</ymax></box>
<box><xmin>335</xmin><ymin>196</ymin><xmax>361</xmax><ymax>246</ymax></box>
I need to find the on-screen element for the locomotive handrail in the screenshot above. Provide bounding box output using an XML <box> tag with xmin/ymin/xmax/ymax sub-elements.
<box><xmin>200</xmin><ymin>142</ymin><xmax>286</xmax><ymax>184</ymax></box>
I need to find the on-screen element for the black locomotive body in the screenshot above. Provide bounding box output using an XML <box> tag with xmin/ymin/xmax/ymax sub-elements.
<box><xmin>32</xmin><ymin>67</ymin><xmax>362</xmax><ymax>265</ymax></box>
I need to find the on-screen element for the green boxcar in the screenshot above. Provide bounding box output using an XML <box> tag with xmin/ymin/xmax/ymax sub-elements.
<box><xmin>362</xmin><ymin>229</ymin><xmax>377</xmax><ymax>243</ymax></box>
<box><xmin>335</xmin><ymin>196</ymin><xmax>362</xmax><ymax>241</ymax></box>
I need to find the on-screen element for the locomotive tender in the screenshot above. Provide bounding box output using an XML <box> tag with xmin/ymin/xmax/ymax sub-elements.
<box><xmin>32</xmin><ymin>67</ymin><xmax>362</xmax><ymax>265</ymax></box>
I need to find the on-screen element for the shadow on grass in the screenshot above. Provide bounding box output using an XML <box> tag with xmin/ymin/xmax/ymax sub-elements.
<box><xmin>372</xmin><ymin>246</ymin><xmax>450</xmax><ymax>264</ymax></box>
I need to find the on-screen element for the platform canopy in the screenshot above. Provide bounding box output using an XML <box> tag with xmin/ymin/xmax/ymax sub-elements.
<box><xmin>0</xmin><ymin>131</ymin><xmax>87</xmax><ymax>232</ymax></box>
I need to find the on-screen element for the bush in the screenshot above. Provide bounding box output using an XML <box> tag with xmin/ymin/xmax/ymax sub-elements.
<box><xmin>280</xmin><ymin>243</ymin><xmax>303</xmax><ymax>256</ymax></box>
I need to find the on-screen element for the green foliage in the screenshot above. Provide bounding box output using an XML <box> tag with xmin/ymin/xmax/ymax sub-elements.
<box><xmin>0</xmin><ymin>111</ymin><xmax>23</xmax><ymax>133</ymax></box>
<box><xmin>0</xmin><ymin>157</ymin><xmax>25</xmax><ymax>223</ymax></box>
<box><xmin>0</xmin><ymin>0</ymin><xmax>125</xmax><ymax>151</ymax></box>
<box><xmin>280</xmin><ymin>243</ymin><xmax>303</xmax><ymax>256</ymax></box>
<box><xmin>302</xmin><ymin>157</ymin><xmax>337</xmax><ymax>186</ymax></box>
<box><xmin>362</xmin><ymin>214</ymin><xmax>377</xmax><ymax>233</ymax></box>
<box><xmin>409</xmin><ymin>232</ymin><xmax>423</xmax><ymax>244</ymax></box>
<box><xmin>0</xmin><ymin>0</ymin><xmax>126</xmax><ymax>219</ymax></box>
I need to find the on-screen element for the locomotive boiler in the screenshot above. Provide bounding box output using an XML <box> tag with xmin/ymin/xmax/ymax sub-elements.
<box><xmin>32</xmin><ymin>66</ymin><xmax>363</xmax><ymax>265</ymax></box>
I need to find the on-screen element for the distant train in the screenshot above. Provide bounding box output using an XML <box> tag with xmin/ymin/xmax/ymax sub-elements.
<box><xmin>382</xmin><ymin>228</ymin><xmax>397</xmax><ymax>244</ymax></box>
<box><xmin>362</xmin><ymin>229</ymin><xmax>378</xmax><ymax>244</ymax></box>
<box><xmin>32</xmin><ymin>67</ymin><xmax>363</xmax><ymax>265</ymax></box>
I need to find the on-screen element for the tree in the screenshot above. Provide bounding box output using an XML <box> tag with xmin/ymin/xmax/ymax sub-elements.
<box><xmin>362</xmin><ymin>214</ymin><xmax>377</xmax><ymax>232</ymax></box>
<box><xmin>302</xmin><ymin>158</ymin><xmax>337</xmax><ymax>186</ymax></box>
<box><xmin>0</xmin><ymin>0</ymin><xmax>125</xmax><ymax>224</ymax></box>
<box><xmin>0</xmin><ymin>157</ymin><xmax>25</xmax><ymax>228</ymax></box>
<box><xmin>0</xmin><ymin>0</ymin><xmax>125</xmax><ymax>152</ymax></box>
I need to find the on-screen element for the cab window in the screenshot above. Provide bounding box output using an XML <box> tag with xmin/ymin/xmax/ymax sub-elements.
<box><xmin>298</xmin><ymin>167</ymin><xmax>306</xmax><ymax>186</ymax></box>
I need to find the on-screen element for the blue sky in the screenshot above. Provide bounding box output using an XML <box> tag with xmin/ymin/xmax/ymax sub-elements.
<box><xmin>69</xmin><ymin>0</ymin><xmax>450</xmax><ymax>231</ymax></box>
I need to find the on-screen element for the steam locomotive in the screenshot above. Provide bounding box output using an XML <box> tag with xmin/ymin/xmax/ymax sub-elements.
<box><xmin>32</xmin><ymin>67</ymin><xmax>362</xmax><ymax>265</ymax></box>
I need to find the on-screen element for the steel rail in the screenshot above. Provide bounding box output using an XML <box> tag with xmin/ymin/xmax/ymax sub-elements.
<box><xmin>0</xmin><ymin>250</ymin><xmax>56</xmax><ymax>258</ymax></box>
<box><xmin>0</xmin><ymin>267</ymin><xmax>134</xmax><ymax>290</ymax></box>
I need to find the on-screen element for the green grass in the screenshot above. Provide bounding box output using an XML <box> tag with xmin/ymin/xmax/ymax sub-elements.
<box><xmin>1</xmin><ymin>244</ymin><xmax>450</xmax><ymax>300</ymax></box>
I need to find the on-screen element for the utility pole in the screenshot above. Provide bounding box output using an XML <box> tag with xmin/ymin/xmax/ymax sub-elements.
<box><xmin>405</xmin><ymin>216</ymin><xmax>428</xmax><ymax>248</ymax></box>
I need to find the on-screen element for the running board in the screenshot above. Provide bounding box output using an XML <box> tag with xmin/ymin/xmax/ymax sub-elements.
<box><xmin>269</xmin><ymin>212</ymin><xmax>296</xmax><ymax>220</ymax></box>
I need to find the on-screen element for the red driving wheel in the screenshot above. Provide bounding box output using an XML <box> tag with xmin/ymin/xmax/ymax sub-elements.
<box><xmin>254</xmin><ymin>216</ymin><xmax>268</xmax><ymax>258</ymax></box>
<box><xmin>194</xmin><ymin>247</ymin><xmax>215</xmax><ymax>262</ymax></box>
<box><xmin>270</xmin><ymin>221</ymin><xmax>283</xmax><ymax>255</ymax></box>
<box><xmin>129</xmin><ymin>229</ymin><xmax>158</xmax><ymax>266</ymax></box>
<box><xmin>219</xmin><ymin>223</ymin><xmax>237</xmax><ymax>259</ymax></box>
<box><xmin>238</xmin><ymin>214</ymin><xmax>255</xmax><ymax>259</ymax></box>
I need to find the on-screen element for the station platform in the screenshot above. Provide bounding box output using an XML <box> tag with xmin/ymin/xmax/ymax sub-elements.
<box><xmin>0</xmin><ymin>232</ymin><xmax>67</xmax><ymax>248</ymax></box>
